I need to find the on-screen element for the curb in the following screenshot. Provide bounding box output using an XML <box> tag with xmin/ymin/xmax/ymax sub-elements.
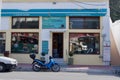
<box><xmin>15</xmin><ymin>64</ymin><xmax>32</xmax><ymax>71</ymax></box>
<box><xmin>15</xmin><ymin>64</ymin><xmax>118</xmax><ymax>74</ymax></box>
<box><xmin>61</xmin><ymin>67</ymin><xmax>113</xmax><ymax>74</ymax></box>
<box><xmin>15</xmin><ymin>66</ymin><xmax>113</xmax><ymax>74</ymax></box>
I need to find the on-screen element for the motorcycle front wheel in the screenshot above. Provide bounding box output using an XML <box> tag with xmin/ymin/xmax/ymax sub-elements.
<box><xmin>51</xmin><ymin>63</ymin><xmax>60</xmax><ymax>72</ymax></box>
<box><xmin>32</xmin><ymin>62</ymin><xmax>41</xmax><ymax>72</ymax></box>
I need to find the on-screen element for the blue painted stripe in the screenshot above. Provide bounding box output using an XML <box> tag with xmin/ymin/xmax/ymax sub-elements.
<box><xmin>2</xmin><ymin>9</ymin><xmax>107</xmax><ymax>12</ymax></box>
<box><xmin>1</xmin><ymin>9</ymin><xmax>107</xmax><ymax>16</ymax></box>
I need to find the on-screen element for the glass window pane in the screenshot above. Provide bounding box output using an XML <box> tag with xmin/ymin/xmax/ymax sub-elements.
<box><xmin>69</xmin><ymin>33</ymin><xmax>100</xmax><ymax>54</ymax></box>
<box><xmin>11</xmin><ymin>32</ymin><xmax>39</xmax><ymax>53</ymax></box>
<box><xmin>70</xmin><ymin>18</ymin><xmax>84</xmax><ymax>29</ymax></box>
<box><xmin>0</xmin><ymin>33</ymin><xmax>6</xmax><ymax>53</ymax></box>
<box><xmin>85</xmin><ymin>18</ymin><xmax>99</xmax><ymax>29</ymax></box>
<box><xmin>12</xmin><ymin>17</ymin><xmax>39</xmax><ymax>29</ymax></box>
<box><xmin>69</xmin><ymin>17</ymin><xmax>100</xmax><ymax>29</ymax></box>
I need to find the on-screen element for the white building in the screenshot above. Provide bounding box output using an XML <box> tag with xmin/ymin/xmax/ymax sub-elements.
<box><xmin>0</xmin><ymin>0</ymin><xmax>110</xmax><ymax>65</ymax></box>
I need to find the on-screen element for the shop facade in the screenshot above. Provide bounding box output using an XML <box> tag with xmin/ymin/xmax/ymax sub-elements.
<box><xmin>0</xmin><ymin>0</ymin><xmax>110</xmax><ymax>65</ymax></box>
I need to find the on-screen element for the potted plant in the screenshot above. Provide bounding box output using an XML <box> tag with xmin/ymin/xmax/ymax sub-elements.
<box><xmin>68</xmin><ymin>51</ymin><xmax>74</xmax><ymax>65</ymax></box>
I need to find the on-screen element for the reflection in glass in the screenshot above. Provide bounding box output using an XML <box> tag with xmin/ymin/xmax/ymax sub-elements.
<box><xmin>12</xmin><ymin>17</ymin><xmax>39</xmax><ymax>29</ymax></box>
<box><xmin>69</xmin><ymin>33</ymin><xmax>100</xmax><ymax>54</ymax></box>
<box><xmin>69</xmin><ymin>17</ymin><xmax>99</xmax><ymax>29</ymax></box>
<box><xmin>11</xmin><ymin>32</ymin><xmax>39</xmax><ymax>53</ymax></box>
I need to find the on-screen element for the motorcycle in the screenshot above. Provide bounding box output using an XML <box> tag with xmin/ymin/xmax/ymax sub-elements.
<box><xmin>29</xmin><ymin>54</ymin><xmax>60</xmax><ymax>72</ymax></box>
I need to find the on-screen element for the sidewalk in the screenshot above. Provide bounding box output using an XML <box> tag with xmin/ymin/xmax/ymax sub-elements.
<box><xmin>15</xmin><ymin>63</ymin><xmax>120</xmax><ymax>74</ymax></box>
<box><xmin>62</xmin><ymin>65</ymin><xmax>113</xmax><ymax>74</ymax></box>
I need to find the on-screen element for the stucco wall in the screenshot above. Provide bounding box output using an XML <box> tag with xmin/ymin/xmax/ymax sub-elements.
<box><xmin>2</xmin><ymin>0</ymin><xmax>108</xmax><ymax>2</ymax></box>
<box><xmin>1</xmin><ymin>17</ymin><xmax>10</xmax><ymax>30</ymax></box>
<box><xmin>73</xmin><ymin>55</ymin><xmax>103</xmax><ymax>65</ymax></box>
<box><xmin>2</xmin><ymin>2</ymin><xmax>107</xmax><ymax>9</ymax></box>
<box><xmin>110</xmin><ymin>31</ymin><xmax>120</xmax><ymax>66</ymax></box>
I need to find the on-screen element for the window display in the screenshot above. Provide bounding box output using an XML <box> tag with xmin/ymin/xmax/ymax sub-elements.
<box><xmin>11</xmin><ymin>32</ymin><xmax>38</xmax><ymax>53</ymax></box>
<box><xmin>0</xmin><ymin>33</ymin><xmax>6</xmax><ymax>53</ymax></box>
<box><xmin>69</xmin><ymin>33</ymin><xmax>100</xmax><ymax>54</ymax></box>
<box><xmin>69</xmin><ymin>17</ymin><xmax>99</xmax><ymax>29</ymax></box>
<box><xmin>12</xmin><ymin>17</ymin><xmax>39</xmax><ymax>29</ymax></box>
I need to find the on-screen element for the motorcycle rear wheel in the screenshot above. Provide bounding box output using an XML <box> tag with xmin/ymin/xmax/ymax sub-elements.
<box><xmin>32</xmin><ymin>62</ymin><xmax>41</xmax><ymax>72</ymax></box>
<box><xmin>51</xmin><ymin>64</ymin><xmax>60</xmax><ymax>72</ymax></box>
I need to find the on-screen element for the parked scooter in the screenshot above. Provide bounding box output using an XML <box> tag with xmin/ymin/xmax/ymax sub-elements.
<box><xmin>29</xmin><ymin>53</ymin><xmax>60</xmax><ymax>72</ymax></box>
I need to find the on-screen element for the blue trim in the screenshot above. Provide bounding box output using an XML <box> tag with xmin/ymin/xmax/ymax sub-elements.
<box><xmin>1</xmin><ymin>9</ymin><xmax>107</xmax><ymax>16</ymax></box>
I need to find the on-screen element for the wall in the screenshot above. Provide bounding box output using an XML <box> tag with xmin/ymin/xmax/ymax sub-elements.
<box><xmin>2</xmin><ymin>2</ymin><xmax>107</xmax><ymax>9</ymax></box>
<box><xmin>110</xmin><ymin>31</ymin><xmax>120</xmax><ymax>66</ymax></box>
<box><xmin>2</xmin><ymin>0</ymin><xmax>108</xmax><ymax>2</ymax></box>
<box><xmin>73</xmin><ymin>55</ymin><xmax>103</xmax><ymax>65</ymax></box>
<box><xmin>1</xmin><ymin>17</ymin><xmax>10</xmax><ymax>30</ymax></box>
<box><xmin>110</xmin><ymin>20</ymin><xmax>120</xmax><ymax>66</ymax></box>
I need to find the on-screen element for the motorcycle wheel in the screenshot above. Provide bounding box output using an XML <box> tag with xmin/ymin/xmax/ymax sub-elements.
<box><xmin>51</xmin><ymin>63</ymin><xmax>60</xmax><ymax>72</ymax></box>
<box><xmin>32</xmin><ymin>62</ymin><xmax>41</xmax><ymax>72</ymax></box>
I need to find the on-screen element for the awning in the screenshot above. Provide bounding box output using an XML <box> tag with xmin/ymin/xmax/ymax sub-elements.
<box><xmin>1</xmin><ymin>9</ymin><xmax>107</xmax><ymax>16</ymax></box>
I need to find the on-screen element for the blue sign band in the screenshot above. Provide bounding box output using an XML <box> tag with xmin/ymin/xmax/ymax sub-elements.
<box><xmin>1</xmin><ymin>9</ymin><xmax>107</xmax><ymax>16</ymax></box>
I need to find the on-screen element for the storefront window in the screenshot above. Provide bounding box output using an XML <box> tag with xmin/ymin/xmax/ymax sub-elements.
<box><xmin>12</xmin><ymin>17</ymin><xmax>39</xmax><ymax>29</ymax></box>
<box><xmin>69</xmin><ymin>33</ymin><xmax>100</xmax><ymax>54</ymax></box>
<box><xmin>0</xmin><ymin>33</ymin><xmax>6</xmax><ymax>53</ymax></box>
<box><xmin>69</xmin><ymin>17</ymin><xmax>100</xmax><ymax>29</ymax></box>
<box><xmin>11</xmin><ymin>32</ymin><xmax>38</xmax><ymax>53</ymax></box>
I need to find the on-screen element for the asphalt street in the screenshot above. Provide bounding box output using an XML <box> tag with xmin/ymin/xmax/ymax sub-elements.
<box><xmin>0</xmin><ymin>71</ymin><xmax>120</xmax><ymax>80</ymax></box>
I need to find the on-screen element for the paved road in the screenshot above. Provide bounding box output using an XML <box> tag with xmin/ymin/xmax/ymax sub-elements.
<box><xmin>0</xmin><ymin>71</ymin><xmax>120</xmax><ymax>80</ymax></box>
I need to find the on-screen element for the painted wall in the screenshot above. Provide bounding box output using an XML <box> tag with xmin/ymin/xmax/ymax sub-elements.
<box><xmin>2</xmin><ymin>0</ymin><xmax>108</xmax><ymax>2</ymax></box>
<box><xmin>110</xmin><ymin>20</ymin><xmax>120</xmax><ymax>66</ymax></box>
<box><xmin>2</xmin><ymin>2</ymin><xmax>107</xmax><ymax>9</ymax></box>
<box><xmin>42</xmin><ymin>29</ymin><xmax>66</xmax><ymax>41</ymax></box>
<box><xmin>1</xmin><ymin>17</ymin><xmax>10</xmax><ymax>30</ymax></box>
<box><xmin>111</xmin><ymin>20</ymin><xmax>120</xmax><ymax>56</ymax></box>
<box><xmin>110</xmin><ymin>31</ymin><xmax>120</xmax><ymax>66</ymax></box>
<box><xmin>73</xmin><ymin>55</ymin><xmax>103</xmax><ymax>65</ymax></box>
<box><xmin>102</xmin><ymin>0</ymin><xmax>110</xmax><ymax>42</ymax></box>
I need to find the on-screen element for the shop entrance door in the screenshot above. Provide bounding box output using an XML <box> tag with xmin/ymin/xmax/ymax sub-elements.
<box><xmin>52</xmin><ymin>33</ymin><xmax>63</xmax><ymax>58</ymax></box>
